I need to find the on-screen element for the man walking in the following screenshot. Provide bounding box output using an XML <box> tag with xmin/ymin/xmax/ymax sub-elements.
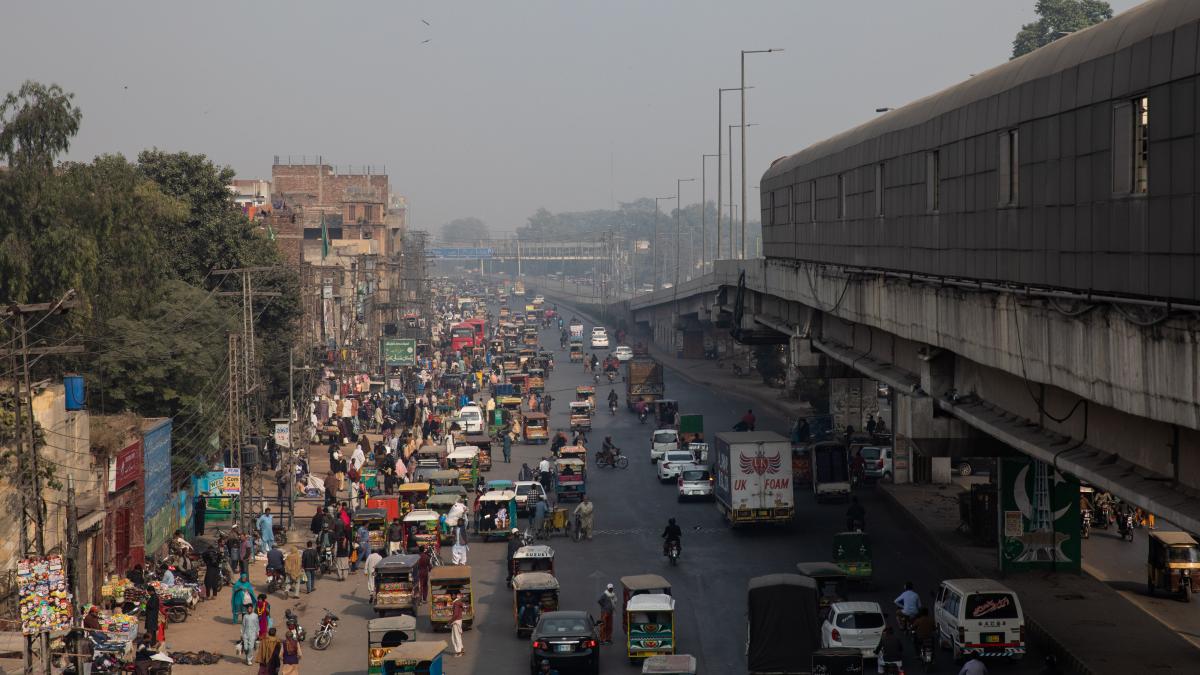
<box><xmin>597</xmin><ymin>583</ymin><xmax>616</xmax><ymax>645</ymax></box>
<box><xmin>502</xmin><ymin>431</ymin><xmax>512</xmax><ymax>463</ymax></box>
<box><xmin>573</xmin><ymin>495</ymin><xmax>594</xmax><ymax>541</ymax></box>
<box><xmin>257</xmin><ymin>508</ymin><xmax>276</xmax><ymax>555</ymax></box>
<box><xmin>449</xmin><ymin>592</ymin><xmax>465</xmax><ymax>657</ymax></box>
<box><xmin>300</xmin><ymin>541</ymin><xmax>319</xmax><ymax>594</ymax></box>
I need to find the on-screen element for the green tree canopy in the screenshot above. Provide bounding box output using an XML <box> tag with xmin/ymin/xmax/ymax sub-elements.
<box><xmin>440</xmin><ymin>216</ymin><xmax>490</xmax><ymax>242</ymax></box>
<box><xmin>1012</xmin><ymin>0</ymin><xmax>1112</xmax><ymax>59</ymax></box>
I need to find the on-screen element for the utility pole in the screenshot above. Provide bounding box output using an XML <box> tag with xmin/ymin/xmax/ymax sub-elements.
<box><xmin>227</xmin><ymin>332</ymin><xmax>243</xmax><ymax>531</ymax></box>
<box><xmin>66</xmin><ymin>478</ymin><xmax>82</xmax><ymax>675</ymax></box>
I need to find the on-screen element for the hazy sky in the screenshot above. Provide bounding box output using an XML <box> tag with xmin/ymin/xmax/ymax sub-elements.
<box><xmin>3</xmin><ymin>0</ymin><xmax>1141</xmax><ymax>235</ymax></box>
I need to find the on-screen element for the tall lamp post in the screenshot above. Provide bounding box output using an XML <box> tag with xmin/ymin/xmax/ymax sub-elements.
<box><xmin>675</xmin><ymin>178</ymin><xmax>695</xmax><ymax>288</ymax></box>
<box><xmin>717</xmin><ymin>86</ymin><xmax>743</xmax><ymax>263</ymax></box>
<box><xmin>729</xmin><ymin>123</ymin><xmax>757</xmax><ymax>259</ymax></box>
<box><xmin>654</xmin><ymin>196</ymin><xmax>676</xmax><ymax>289</ymax></box>
<box><xmin>740</xmin><ymin>48</ymin><xmax>783</xmax><ymax>259</ymax></box>
<box><xmin>701</xmin><ymin>154</ymin><xmax>718</xmax><ymax>275</ymax></box>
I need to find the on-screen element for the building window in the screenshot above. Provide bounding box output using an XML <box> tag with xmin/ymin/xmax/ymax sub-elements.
<box><xmin>926</xmin><ymin>150</ymin><xmax>940</xmax><ymax>212</ymax></box>
<box><xmin>1113</xmin><ymin>96</ymin><xmax>1149</xmax><ymax>194</ymax></box>
<box><xmin>837</xmin><ymin>174</ymin><xmax>846</xmax><ymax>220</ymax></box>
<box><xmin>809</xmin><ymin>180</ymin><xmax>817</xmax><ymax>222</ymax></box>
<box><xmin>999</xmin><ymin>129</ymin><xmax>1019</xmax><ymax>206</ymax></box>
<box><xmin>875</xmin><ymin>163</ymin><xmax>885</xmax><ymax>217</ymax></box>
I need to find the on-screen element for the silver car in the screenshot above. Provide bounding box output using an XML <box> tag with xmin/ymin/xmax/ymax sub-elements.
<box><xmin>676</xmin><ymin>464</ymin><xmax>714</xmax><ymax>501</ymax></box>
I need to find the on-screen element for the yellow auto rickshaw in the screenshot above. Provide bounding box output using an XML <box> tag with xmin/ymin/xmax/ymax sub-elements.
<box><xmin>523</xmin><ymin>412</ymin><xmax>549</xmax><ymax>444</ymax></box>
<box><xmin>397</xmin><ymin>482</ymin><xmax>431</xmax><ymax>516</ymax></box>
<box><xmin>527</xmin><ymin>368</ymin><xmax>546</xmax><ymax>393</ymax></box>
<box><xmin>1148</xmin><ymin>531</ymin><xmax>1200</xmax><ymax>601</ymax></box>
<box><xmin>575</xmin><ymin>385</ymin><xmax>596</xmax><ymax>411</ymax></box>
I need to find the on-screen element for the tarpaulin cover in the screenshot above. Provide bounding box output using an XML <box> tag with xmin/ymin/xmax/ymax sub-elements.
<box><xmin>747</xmin><ymin>574</ymin><xmax>819</xmax><ymax>674</ymax></box>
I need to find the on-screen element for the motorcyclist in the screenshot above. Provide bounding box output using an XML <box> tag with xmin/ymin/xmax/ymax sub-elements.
<box><xmin>875</xmin><ymin>624</ymin><xmax>904</xmax><ymax>674</ymax></box>
<box><xmin>912</xmin><ymin>607</ymin><xmax>936</xmax><ymax>656</ymax></box>
<box><xmin>607</xmin><ymin>389</ymin><xmax>619</xmax><ymax>411</ymax></box>
<box><xmin>661</xmin><ymin>518</ymin><xmax>682</xmax><ymax>557</ymax></box>
<box><xmin>846</xmin><ymin>496</ymin><xmax>866</xmax><ymax>531</ymax></box>
<box><xmin>266</xmin><ymin>544</ymin><xmax>286</xmax><ymax>586</ymax></box>
<box><xmin>894</xmin><ymin>581</ymin><xmax>921</xmax><ymax>625</ymax></box>
<box><xmin>600</xmin><ymin>436</ymin><xmax>619</xmax><ymax>464</ymax></box>
<box><xmin>634</xmin><ymin>399</ymin><xmax>649</xmax><ymax>422</ymax></box>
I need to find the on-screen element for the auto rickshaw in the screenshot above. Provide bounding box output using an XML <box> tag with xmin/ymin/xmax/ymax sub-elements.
<box><xmin>415</xmin><ymin>446</ymin><xmax>443</xmax><ymax>471</ymax></box>
<box><xmin>353</xmin><ymin>508</ymin><xmax>390</xmax><ymax>554</ymax></box>
<box><xmin>795</xmin><ymin>562</ymin><xmax>848</xmax><ymax>609</ymax></box>
<box><xmin>366</xmin><ymin>614</ymin><xmax>418</xmax><ymax>675</ymax></box>
<box><xmin>367</xmin><ymin>495</ymin><xmax>401</xmax><ymax>522</ymax></box>
<box><xmin>501</xmin><ymin>354</ymin><xmax>519</xmax><ymax>372</ymax></box>
<box><xmin>1148</xmin><ymin>531</ymin><xmax>1200</xmax><ymax>601</ymax></box>
<box><xmin>498</xmin><ymin>306</ymin><xmax>510</xmax><ymax>319</ymax></box>
<box><xmin>476</xmin><ymin>490</ymin><xmax>518</xmax><ymax>540</ymax></box>
<box><xmin>527</xmin><ymin>368</ymin><xmax>545</xmax><ymax>393</ymax></box>
<box><xmin>402</xmin><ymin>509</ymin><xmax>442</xmax><ymax>555</ymax></box>
<box><xmin>652</xmin><ymin>399</ymin><xmax>679</xmax><ymax>427</ymax></box>
<box><xmin>446</xmin><ymin>447</ymin><xmax>480</xmax><ymax>489</ymax></box>
<box><xmin>371</xmin><ymin>554</ymin><xmax>420</xmax><ymax>616</ymax></box>
<box><xmin>575</xmin><ymin>385</ymin><xmax>596</xmax><ymax>411</ymax></box>
<box><xmin>489</xmin><ymin>337</ymin><xmax>505</xmax><ymax>353</ymax></box>
<box><xmin>569</xmin><ymin>344</ymin><xmax>583</xmax><ymax>363</ymax></box>
<box><xmin>460</xmin><ymin>432</ymin><xmax>494</xmax><ymax>470</ymax></box>
<box><xmin>523</xmin><ymin>412</ymin><xmax>549</xmax><ymax>444</ymax></box>
<box><xmin>642</xmin><ymin>655</ymin><xmax>698</xmax><ymax>674</ymax></box>
<box><xmin>569</xmin><ymin>402</ymin><xmax>592</xmax><ymax>432</ymax></box>
<box><xmin>559</xmin><ymin>445</ymin><xmax>587</xmax><ymax>462</ymax></box>
<box><xmin>522</xmin><ymin>331</ymin><xmax>539</xmax><ymax>347</ymax></box>
<box><xmin>429</xmin><ymin>566</ymin><xmax>473</xmax><ymax>630</ymax></box>
<box><xmin>426</xmin><ymin>469</ymin><xmax>461</xmax><ymax>491</ymax></box>
<box><xmin>627</xmin><ymin>594</ymin><xmax>676</xmax><ymax>661</ymax></box>
<box><xmin>620</xmin><ymin>574</ymin><xmax>672</xmax><ymax>633</ymax></box>
<box><xmin>397</xmin><ymin>483</ymin><xmax>431</xmax><ymax>516</ymax></box>
<box><xmin>508</xmin><ymin>373</ymin><xmax>528</xmax><ymax>395</ymax></box>
<box><xmin>554</xmin><ymin>457</ymin><xmax>586</xmax><ymax>502</ymax></box>
<box><xmin>379</xmin><ymin>641</ymin><xmax>447</xmax><ymax>675</ymax></box>
<box><xmin>425</xmin><ymin>495</ymin><xmax>460</xmax><ymax>545</ymax></box>
<box><xmin>513</xmin><ymin>572</ymin><xmax>560</xmax><ymax>637</ymax></box>
<box><xmin>497</xmin><ymin>395</ymin><xmax>523</xmax><ymax>414</ymax></box>
<box><xmin>832</xmin><ymin>531</ymin><xmax>873</xmax><ymax>587</ymax></box>
<box><xmin>512</xmin><ymin>544</ymin><xmax>556</xmax><ymax>577</ymax></box>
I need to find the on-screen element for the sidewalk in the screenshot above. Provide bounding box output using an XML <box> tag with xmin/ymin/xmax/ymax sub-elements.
<box><xmin>881</xmin><ymin>483</ymin><xmax>1200</xmax><ymax>675</ymax></box>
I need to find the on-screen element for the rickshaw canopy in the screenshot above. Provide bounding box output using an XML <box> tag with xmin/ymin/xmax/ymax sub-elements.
<box><xmin>431</xmin><ymin>485</ymin><xmax>467</xmax><ymax>498</ymax></box>
<box><xmin>479</xmin><ymin>489</ymin><xmax>517</xmax><ymax>503</ymax></box>
<box><xmin>555</xmin><ymin>458</ymin><xmax>584</xmax><ymax>471</ymax></box>
<box><xmin>621</xmin><ymin>574</ymin><xmax>672</xmax><ymax>594</ymax></box>
<box><xmin>403</xmin><ymin>509</ymin><xmax>441</xmax><ymax>524</ymax></box>
<box><xmin>514</xmin><ymin>545</ymin><xmax>554</xmax><ymax>561</ymax></box>
<box><xmin>429</xmin><ymin>565</ymin><xmax>471</xmax><ymax>583</ymax></box>
<box><xmin>426</xmin><ymin>470</ymin><xmax>460</xmax><ymax>484</ymax></box>
<box><xmin>379</xmin><ymin>640</ymin><xmax>447</xmax><ymax>664</ymax></box>
<box><xmin>569</xmin><ymin>401</ymin><xmax>590</xmax><ymax>412</ymax></box>
<box><xmin>627</xmin><ymin>593</ymin><xmax>675</xmax><ymax>613</ymax></box>
<box><xmin>486</xmin><ymin>479</ymin><xmax>515</xmax><ymax>491</ymax></box>
<box><xmin>642</xmin><ymin>654</ymin><xmax>698</xmax><ymax>674</ymax></box>
<box><xmin>353</xmin><ymin>508</ymin><xmax>389</xmax><ymax>523</ymax></box>
<box><xmin>512</xmin><ymin>572</ymin><xmax>559</xmax><ymax>591</ymax></box>
<box><xmin>426</xmin><ymin>494</ymin><xmax>460</xmax><ymax>509</ymax></box>
<box><xmin>367</xmin><ymin>614</ymin><xmax>418</xmax><ymax>643</ymax></box>
<box><xmin>795</xmin><ymin>562</ymin><xmax>846</xmax><ymax>579</ymax></box>
<box><xmin>374</xmin><ymin>554</ymin><xmax>420</xmax><ymax>574</ymax></box>
<box><xmin>398</xmin><ymin>483</ymin><xmax>431</xmax><ymax>495</ymax></box>
<box><xmin>1150</xmin><ymin>531</ymin><xmax>1199</xmax><ymax>546</ymax></box>
<box><xmin>559</xmin><ymin>445</ymin><xmax>587</xmax><ymax>459</ymax></box>
<box><xmin>446</xmin><ymin>448</ymin><xmax>479</xmax><ymax>462</ymax></box>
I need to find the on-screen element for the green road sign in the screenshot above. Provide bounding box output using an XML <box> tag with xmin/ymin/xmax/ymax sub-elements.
<box><xmin>381</xmin><ymin>338</ymin><xmax>416</xmax><ymax>366</ymax></box>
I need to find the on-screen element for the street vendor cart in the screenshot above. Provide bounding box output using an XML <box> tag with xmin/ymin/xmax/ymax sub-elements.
<box><xmin>402</xmin><ymin>510</ymin><xmax>442</xmax><ymax>556</ymax></box>
<box><xmin>354</xmin><ymin>508</ymin><xmax>391</xmax><ymax>555</ymax></box>
<box><xmin>445</xmin><ymin>447</ymin><xmax>480</xmax><ymax>489</ymax></box>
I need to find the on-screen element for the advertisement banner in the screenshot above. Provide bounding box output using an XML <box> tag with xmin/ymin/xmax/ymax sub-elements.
<box><xmin>635</xmin><ymin>240</ymin><xmax>650</xmax><ymax>251</ymax></box>
<box><xmin>142</xmin><ymin>419</ymin><xmax>172</xmax><ymax>520</ymax></box>
<box><xmin>144</xmin><ymin>503</ymin><xmax>176</xmax><ymax>556</ymax></box>
<box><xmin>429</xmin><ymin>247</ymin><xmax>494</xmax><ymax>260</ymax></box>
<box><xmin>222</xmin><ymin>468</ymin><xmax>242</xmax><ymax>495</ymax></box>
<box><xmin>998</xmin><ymin>457</ymin><xmax>1080</xmax><ymax>572</ymax></box>
<box><xmin>381</xmin><ymin>338</ymin><xmax>416</xmax><ymax>366</ymax></box>
<box><xmin>274</xmin><ymin>422</ymin><xmax>291</xmax><ymax>449</ymax></box>
<box><xmin>17</xmin><ymin>555</ymin><xmax>72</xmax><ymax>635</ymax></box>
<box><xmin>114</xmin><ymin>439</ymin><xmax>142</xmax><ymax>491</ymax></box>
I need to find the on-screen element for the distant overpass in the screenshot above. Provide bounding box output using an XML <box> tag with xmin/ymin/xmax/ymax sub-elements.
<box><xmin>431</xmin><ymin>239</ymin><xmax>608</xmax><ymax>262</ymax></box>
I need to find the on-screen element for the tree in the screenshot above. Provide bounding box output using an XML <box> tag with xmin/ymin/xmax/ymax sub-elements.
<box><xmin>0</xmin><ymin>81</ymin><xmax>81</xmax><ymax>175</ymax></box>
<box><xmin>1012</xmin><ymin>0</ymin><xmax>1112</xmax><ymax>59</ymax></box>
<box><xmin>440</xmin><ymin>217</ymin><xmax>490</xmax><ymax>243</ymax></box>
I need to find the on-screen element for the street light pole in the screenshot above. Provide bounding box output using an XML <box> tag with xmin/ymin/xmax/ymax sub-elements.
<box><xmin>676</xmin><ymin>178</ymin><xmax>695</xmax><ymax>289</ymax></box>
<box><xmin>741</xmin><ymin>48</ymin><xmax>783</xmax><ymax>259</ymax></box>
<box><xmin>717</xmin><ymin>86</ymin><xmax>741</xmax><ymax>263</ymax></box>
<box><xmin>654</xmin><ymin>196</ymin><xmax>675</xmax><ymax>289</ymax></box>
<box><xmin>702</xmin><ymin>154</ymin><xmax>718</xmax><ymax>274</ymax></box>
<box><xmin>729</xmin><ymin>123</ymin><xmax>757</xmax><ymax>259</ymax></box>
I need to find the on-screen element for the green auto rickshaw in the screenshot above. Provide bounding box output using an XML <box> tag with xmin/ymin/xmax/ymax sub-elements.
<box><xmin>832</xmin><ymin>531</ymin><xmax>873</xmax><ymax>587</ymax></box>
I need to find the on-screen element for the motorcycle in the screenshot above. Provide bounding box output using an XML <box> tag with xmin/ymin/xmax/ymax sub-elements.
<box><xmin>638</xmin><ymin>409</ymin><xmax>648</xmax><ymax>424</ymax></box>
<box><xmin>311</xmin><ymin>609</ymin><xmax>339</xmax><ymax>650</ymax></box>
<box><xmin>606</xmin><ymin>370</ymin><xmax>616</xmax><ymax>384</ymax></box>
<box><xmin>265</xmin><ymin>568</ymin><xmax>284</xmax><ymax>593</ymax></box>
<box><xmin>596</xmin><ymin>448</ymin><xmax>629</xmax><ymax>470</ymax></box>
<box><xmin>1119</xmin><ymin>512</ymin><xmax>1135</xmax><ymax>542</ymax></box>
<box><xmin>609</xmin><ymin>400</ymin><xmax>617</xmax><ymax>416</ymax></box>
<box><xmin>318</xmin><ymin>545</ymin><xmax>334</xmax><ymax>575</ymax></box>
<box><xmin>666</xmin><ymin>540</ymin><xmax>680</xmax><ymax>566</ymax></box>
<box><xmin>285</xmin><ymin>608</ymin><xmax>306</xmax><ymax>643</ymax></box>
<box><xmin>1082</xmin><ymin>509</ymin><xmax>1092</xmax><ymax>539</ymax></box>
<box><xmin>918</xmin><ymin>637</ymin><xmax>935</xmax><ymax>672</ymax></box>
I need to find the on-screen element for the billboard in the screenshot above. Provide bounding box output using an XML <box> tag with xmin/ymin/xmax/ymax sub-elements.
<box><xmin>429</xmin><ymin>247</ymin><xmax>494</xmax><ymax>260</ymax></box>
<box><xmin>381</xmin><ymin>338</ymin><xmax>416</xmax><ymax>366</ymax></box>
<box><xmin>142</xmin><ymin>419</ymin><xmax>172</xmax><ymax>520</ymax></box>
<box><xmin>999</xmin><ymin>457</ymin><xmax>1080</xmax><ymax>572</ymax></box>
<box><xmin>114</xmin><ymin>439</ymin><xmax>142</xmax><ymax>491</ymax></box>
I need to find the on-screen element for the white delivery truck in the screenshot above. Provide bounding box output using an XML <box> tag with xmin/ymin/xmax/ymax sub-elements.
<box><xmin>712</xmin><ymin>431</ymin><xmax>794</xmax><ymax>526</ymax></box>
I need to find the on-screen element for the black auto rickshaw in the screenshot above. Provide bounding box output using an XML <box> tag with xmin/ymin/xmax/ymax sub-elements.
<box><xmin>831</xmin><ymin>531</ymin><xmax>873</xmax><ymax>587</ymax></box>
<box><xmin>795</xmin><ymin>562</ymin><xmax>848</xmax><ymax>609</ymax></box>
<box><xmin>513</xmin><ymin>572</ymin><xmax>560</xmax><ymax>637</ymax></box>
<box><xmin>371</xmin><ymin>554</ymin><xmax>420</xmax><ymax>616</ymax></box>
<box><xmin>367</xmin><ymin>614</ymin><xmax>418</xmax><ymax>675</ymax></box>
<box><xmin>1148</xmin><ymin>531</ymin><xmax>1200</xmax><ymax>601</ymax></box>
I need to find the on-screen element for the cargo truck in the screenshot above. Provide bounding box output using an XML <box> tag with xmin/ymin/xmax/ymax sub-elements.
<box><xmin>811</xmin><ymin>441</ymin><xmax>851</xmax><ymax>502</ymax></box>
<box><xmin>625</xmin><ymin>356</ymin><xmax>664</xmax><ymax>410</ymax></box>
<box><xmin>712</xmin><ymin>431</ymin><xmax>794</xmax><ymax>526</ymax></box>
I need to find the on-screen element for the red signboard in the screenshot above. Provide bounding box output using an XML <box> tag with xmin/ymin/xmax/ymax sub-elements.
<box><xmin>114</xmin><ymin>440</ymin><xmax>142</xmax><ymax>490</ymax></box>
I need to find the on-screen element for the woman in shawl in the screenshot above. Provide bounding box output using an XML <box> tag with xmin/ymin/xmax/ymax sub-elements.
<box><xmin>231</xmin><ymin>572</ymin><xmax>255</xmax><ymax>623</ymax></box>
<box><xmin>255</xmin><ymin>593</ymin><xmax>271</xmax><ymax>638</ymax></box>
<box><xmin>255</xmin><ymin>626</ymin><xmax>282</xmax><ymax>675</ymax></box>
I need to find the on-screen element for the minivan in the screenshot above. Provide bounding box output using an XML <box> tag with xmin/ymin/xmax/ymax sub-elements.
<box><xmin>933</xmin><ymin>578</ymin><xmax>1025</xmax><ymax>662</ymax></box>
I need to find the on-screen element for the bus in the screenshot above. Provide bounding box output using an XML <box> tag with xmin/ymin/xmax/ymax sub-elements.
<box><xmin>450</xmin><ymin>323</ymin><xmax>477</xmax><ymax>351</ymax></box>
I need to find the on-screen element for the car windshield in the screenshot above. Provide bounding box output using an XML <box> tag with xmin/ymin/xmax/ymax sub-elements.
<box><xmin>835</xmin><ymin>611</ymin><xmax>884</xmax><ymax>629</ymax></box>
<box><xmin>516</xmin><ymin>485</ymin><xmax>532</xmax><ymax>495</ymax></box>
<box><xmin>681</xmin><ymin>470</ymin><xmax>709</xmax><ymax>481</ymax></box>
<box><xmin>965</xmin><ymin>593</ymin><xmax>1020</xmax><ymax>619</ymax></box>
<box><xmin>859</xmin><ymin>448</ymin><xmax>880</xmax><ymax>461</ymax></box>
<box><xmin>539</xmin><ymin>618</ymin><xmax>589</xmax><ymax>634</ymax></box>
<box><xmin>666</xmin><ymin>453</ymin><xmax>692</xmax><ymax>462</ymax></box>
<box><xmin>653</xmin><ymin>432</ymin><xmax>677</xmax><ymax>443</ymax></box>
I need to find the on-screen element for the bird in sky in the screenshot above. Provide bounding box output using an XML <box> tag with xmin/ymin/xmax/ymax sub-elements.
<box><xmin>421</xmin><ymin>19</ymin><xmax>430</xmax><ymax>26</ymax></box>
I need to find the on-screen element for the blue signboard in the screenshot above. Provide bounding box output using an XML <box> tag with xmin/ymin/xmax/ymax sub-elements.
<box><xmin>143</xmin><ymin>419</ymin><xmax>172</xmax><ymax>519</ymax></box>
<box><xmin>429</xmin><ymin>247</ymin><xmax>494</xmax><ymax>260</ymax></box>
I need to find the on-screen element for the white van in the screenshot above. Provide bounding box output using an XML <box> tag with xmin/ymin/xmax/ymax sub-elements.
<box><xmin>933</xmin><ymin>579</ymin><xmax>1026</xmax><ymax>661</ymax></box>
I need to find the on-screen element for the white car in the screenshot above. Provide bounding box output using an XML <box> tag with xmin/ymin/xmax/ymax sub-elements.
<box><xmin>533</xmin><ymin>295</ymin><xmax>545</xmax><ymax>304</ymax></box>
<box><xmin>676</xmin><ymin>464</ymin><xmax>714</xmax><ymax>501</ymax></box>
<box><xmin>657</xmin><ymin>450</ymin><xmax>695</xmax><ymax>482</ymax></box>
<box><xmin>613</xmin><ymin>345</ymin><xmax>634</xmax><ymax>361</ymax></box>
<box><xmin>456</xmin><ymin>405</ymin><xmax>483</xmax><ymax>434</ymax></box>
<box><xmin>821</xmin><ymin>601</ymin><xmax>886</xmax><ymax>658</ymax></box>
<box><xmin>650</xmin><ymin>429</ymin><xmax>679</xmax><ymax>463</ymax></box>
<box><xmin>591</xmin><ymin>328</ymin><xmax>609</xmax><ymax>349</ymax></box>
<box><xmin>514</xmin><ymin>481</ymin><xmax>547</xmax><ymax>515</ymax></box>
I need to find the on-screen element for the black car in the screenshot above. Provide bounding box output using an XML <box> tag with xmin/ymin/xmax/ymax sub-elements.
<box><xmin>529</xmin><ymin>610</ymin><xmax>600</xmax><ymax>675</ymax></box>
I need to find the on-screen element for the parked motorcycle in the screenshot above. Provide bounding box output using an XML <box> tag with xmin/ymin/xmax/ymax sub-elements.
<box><xmin>1082</xmin><ymin>509</ymin><xmax>1092</xmax><ymax>539</ymax></box>
<box><xmin>311</xmin><ymin>609</ymin><xmax>339</xmax><ymax>650</ymax></box>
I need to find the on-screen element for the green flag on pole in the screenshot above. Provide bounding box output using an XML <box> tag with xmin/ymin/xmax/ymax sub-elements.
<box><xmin>320</xmin><ymin>212</ymin><xmax>330</xmax><ymax>259</ymax></box>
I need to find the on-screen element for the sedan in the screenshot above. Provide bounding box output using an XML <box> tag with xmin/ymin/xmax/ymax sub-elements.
<box><xmin>657</xmin><ymin>450</ymin><xmax>696</xmax><ymax>482</ymax></box>
<box><xmin>820</xmin><ymin>601</ymin><xmax>885</xmax><ymax>658</ymax></box>
<box><xmin>613</xmin><ymin>345</ymin><xmax>634</xmax><ymax>361</ymax></box>
<box><xmin>529</xmin><ymin>611</ymin><xmax>600</xmax><ymax>675</ymax></box>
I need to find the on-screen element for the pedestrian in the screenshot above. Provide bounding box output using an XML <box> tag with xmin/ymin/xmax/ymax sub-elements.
<box><xmin>531</xmin><ymin>496</ymin><xmax>549</xmax><ymax>537</ymax></box>
<box><xmin>451</xmin><ymin>528</ymin><xmax>470</xmax><ymax>565</ymax></box>
<box><xmin>255</xmin><ymin>626</ymin><xmax>282</xmax><ymax>675</ymax></box>
<box><xmin>193</xmin><ymin>493</ymin><xmax>208</xmax><ymax>536</ymax></box>
<box><xmin>280</xmin><ymin>630</ymin><xmax>302</xmax><ymax>675</ymax></box>
<box><xmin>449</xmin><ymin>591</ymin><xmax>465</xmax><ymax>657</ymax></box>
<box><xmin>255</xmin><ymin>593</ymin><xmax>271</xmax><ymax>638</ymax></box>
<box><xmin>239</xmin><ymin>599</ymin><xmax>258</xmax><ymax>665</ymax></box>
<box><xmin>353</xmin><ymin>524</ymin><xmax>370</xmax><ymax>572</ymax></box>
<box><xmin>310</xmin><ymin>507</ymin><xmax>326</xmax><ymax>538</ymax></box>
<box><xmin>506</xmin><ymin>528</ymin><xmax>522</xmax><ymax>586</ymax></box>
<box><xmin>143</xmin><ymin>585</ymin><xmax>161</xmax><ymax>643</ymax></box>
<box><xmin>573</xmin><ymin>495</ymin><xmax>594</xmax><ymax>540</ymax></box>
<box><xmin>416</xmin><ymin>546</ymin><xmax>431</xmax><ymax>601</ymax></box>
<box><xmin>257</xmin><ymin>508</ymin><xmax>276</xmax><ymax>555</ymax></box>
<box><xmin>502</xmin><ymin>432</ymin><xmax>512</xmax><ymax>463</ymax></box>
<box><xmin>334</xmin><ymin>531</ymin><xmax>351</xmax><ymax>581</ymax></box>
<box><xmin>301</xmin><ymin>541</ymin><xmax>319</xmax><ymax>594</ymax></box>
<box><xmin>231</xmin><ymin>572</ymin><xmax>255</xmax><ymax>623</ymax></box>
<box><xmin>284</xmin><ymin>546</ymin><xmax>303</xmax><ymax>599</ymax></box>
<box><xmin>386</xmin><ymin>518</ymin><xmax>405</xmax><ymax>555</ymax></box>
<box><xmin>202</xmin><ymin>545</ymin><xmax>223</xmax><ymax>600</ymax></box>
<box><xmin>365</xmin><ymin>549</ymin><xmax>383</xmax><ymax>598</ymax></box>
<box><xmin>597</xmin><ymin>583</ymin><xmax>616</xmax><ymax>645</ymax></box>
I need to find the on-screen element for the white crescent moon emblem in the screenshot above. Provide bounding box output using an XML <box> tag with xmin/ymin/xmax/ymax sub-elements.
<box><xmin>1014</xmin><ymin>464</ymin><xmax>1032</xmax><ymax>519</ymax></box>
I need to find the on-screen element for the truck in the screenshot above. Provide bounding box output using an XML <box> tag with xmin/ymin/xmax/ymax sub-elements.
<box><xmin>712</xmin><ymin>431</ymin><xmax>794</xmax><ymax>526</ymax></box>
<box><xmin>625</xmin><ymin>356</ymin><xmax>664</xmax><ymax>410</ymax></box>
<box><xmin>811</xmin><ymin>441</ymin><xmax>851</xmax><ymax>502</ymax></box>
